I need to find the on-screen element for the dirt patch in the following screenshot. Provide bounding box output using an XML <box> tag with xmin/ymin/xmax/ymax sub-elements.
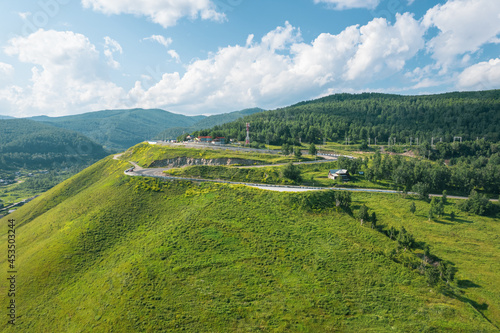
<box><xmin>401</xmin><ymin>150</ymin><xmax>416</xmax><ymax>157</ymax></box>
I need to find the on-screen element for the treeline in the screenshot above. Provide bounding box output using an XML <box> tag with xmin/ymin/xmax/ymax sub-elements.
<box><xmin>17</xmin><ymin>169</ymin><xmax>78</xmax><ymax>192</ymax></box>
<box><xmin>425</xmin><ymin>140</ymin><xmax>499</xmax><ymax>161</ymax></box>
<box><xmin>191</xmin><ymin>90</ymin><xmax>500</xmax><ymax>145</ymax></box>
<box><xmin>0</xmin><ymin>119</ymin><xmax>108</xmax><ymax>170</ymax></box>
<box><xmin>346</xmin><ymin>151</ymin><xmax>500</xmax><ymax>197</ymax></box>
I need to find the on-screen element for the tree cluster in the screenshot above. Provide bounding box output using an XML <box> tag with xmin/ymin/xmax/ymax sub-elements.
<box><xmin>198</xmin><ymin>91</ymin><xmax>500</xmax><ymax>145</ymax></box>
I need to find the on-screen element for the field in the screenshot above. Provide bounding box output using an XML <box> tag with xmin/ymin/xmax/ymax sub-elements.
<box><xmin>0</xmin><ymin>147</ymin><xmax>499</xmax><ymax>332</ymax></box>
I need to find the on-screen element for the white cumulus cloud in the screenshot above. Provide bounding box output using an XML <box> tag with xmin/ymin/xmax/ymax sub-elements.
<box><xmin>2</xmin><ymin>29</ymin><xmax>126</xmax><ymax>116</ymax></box>
<box><xmin>130</xmin><ymin>17</ymin><xmax>425</xmax><ymax>114</ymax></box>
<box><xmin>0</xmin><ymin>62</ymin><xmax>14</xmax><ymax>76</ymax></box>
<box><xmin>345</xmin><ymin>13</ymin><xmax>425</xmax><ymax>81</ymax></box>
<box><xmin>104</xmin><ymin>36</ymin><xmax>123</xmax><ymax>69</ymax></box>
<box><xmin>314</xmin><ymin>0</ymin><xmax>380</xmax><ymax>10</ymax></box>
<box><xmin>81</xmin><ymin>0</ymin><xmax>225</xmax><ymax>28</ymax></box>
<box><xmin>423</xmin><ymin>0</ymin><xmax>500</xmax><ymax>69</ymax></box>
<box><xmin>457</xmin><ymin>58</ymin><xmax>500</xmax><ymax>90</ymax></box>
<box><xmin>143</xmin><ymin>35</ymin><xmax>173</xmax><ymax>48</ymax></box>
<box><xmin>168</xmin><ymin>50</ymin><xmax>181</xmax><ymax>62</ymax></box>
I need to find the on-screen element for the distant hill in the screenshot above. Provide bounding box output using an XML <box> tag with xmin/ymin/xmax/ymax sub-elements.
<box><xmin>155</xmin><ymin>108</ymin><xmax>264</xmax><ymax>140</ymax></box>
<box><xmin>30</xmin><ymin>108</ymin><xmax>206</xmax><ymax>151</ymax></box>
<box><xmin>208</xmin><ymin>90</ymin><xmax>500</xmax><ymax>144</ymax></box>
<box><xmin>0</xmin><ymin>115</ymin><xmax>15</xmax><ymax>119</ymax></box>
<box><xmin>0</xmin><ymin>119</ymin><xmax>108</xmax><ymax>170</ymax></box>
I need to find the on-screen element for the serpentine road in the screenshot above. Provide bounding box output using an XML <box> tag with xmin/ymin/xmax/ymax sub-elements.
<box><xmin>114</xmin><ymin>154</ymin><xmax>498</xmax><ymax>201</ymax></box>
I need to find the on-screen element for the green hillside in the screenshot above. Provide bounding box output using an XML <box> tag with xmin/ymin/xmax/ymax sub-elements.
<box><xmin>1</xmin><ymin>146</ymin><xmax>499</xmax><ymax>332</ymax></box>
<box><xmin>31</xmin><ymin>108</ymin><xmax>205</xmax><ymax>151</ymax></box>
<box><xmin>0</xmin><ymin>119</ymin><xmax>108</xmax><ymax>170</ymax></box>
<box><xmin>156</xmin><ymin>108</ymin><xmax>264</xmax><ymax>140</ymax></box>
<box><xmin>206</xmin><ymin>90</ymin><xmax>500</xmax><ymax>144</ymax></box>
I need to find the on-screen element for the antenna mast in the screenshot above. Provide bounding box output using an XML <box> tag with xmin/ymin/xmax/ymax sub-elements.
<box><xmin>245</xmin><ymin>123</ymin><xmax>250</xmax><ymax>145</ymax></box>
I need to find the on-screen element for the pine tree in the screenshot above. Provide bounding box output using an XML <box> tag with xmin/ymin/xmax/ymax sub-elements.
<box><xmin>410</xmin><ymin>202</ymin><xmax>416</xmax><ymax>214</ymax></box>
<box><xmin>308</xmin><ymin>143</ymin><xmax>317</xmax><ymax>156</ymax></box>
<box><xmin>357</xmin><ymin>204</ymin><xmax>369</xmax><ymax>225</ymax></box>
<box><xmin>371</xmin><ymin>212</ymin><xmax>377</xmax><ymax>229</ymax></box>
<box><xmin>442</xmin><ymin>190</ymin><xmax>448</xmax><ymax>205</ymax></box>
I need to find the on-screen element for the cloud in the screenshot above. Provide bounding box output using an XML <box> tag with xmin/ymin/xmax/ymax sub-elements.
<box><xmin>345</xmin><ymin>13</ymin><xmax>425</xmax><ymax>81</ymax></box>
<box><xmin>2</xmin><ymin>29</ymin><xmax>125</xmax><ymax>116</ymax></box>
<box><xmin>313</xmin><ymin>0</ymin><xmax>380</xmax><ymax>10</ymax></box>
<box><xmin>104</xmin><ymin>36</ymin><xmax>123</xmax><ymax>69</ymax></box>
<box><xmin>423</xmin><ymin>0</ymin><xmax>500</xmax><ymax>69</ymax></box>
<box><xmin>130</xmin><ymin>17</ymin><xmax>425</xmax><ymax>114</ymax></box>
<box><xmin>0</xmin><ymin>62</ymin><xmax>14</xmax><ymax>76</ymax></box>
<box><xmin>143</xmin><ymin>35</ymin><xmax>173</xmax><ymax>48</ymax></box>
<box><xmin>457</xmin><ymin>58</ymin><xmax>500</xmax><ymax>90</ymax></box>
<box><xmin>81</xmin><ymin>0</ymin><xmax>225</xmax><ymax>28</ymax></box>
<box><xmin>168</xmin><ymin>50</ymin><xmax>181</xmax><ymax>62</ymax></box>
<box><xmin>18</xmin><ymin>12</ymin><xmax>31</xmax><ymax>20</ymax></box>
<box><xmin>0</xmin><ymin>62</ymin><xmax>14</xmax><ymax>88</ymax></box>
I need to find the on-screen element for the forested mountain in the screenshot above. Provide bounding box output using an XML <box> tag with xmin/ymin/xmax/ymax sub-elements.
<box><xmin>201</xmin><ymin>90</ymin><xmax>500</xmax><ymax>145</ymax></box>
<box><xmin>0</xmin><ymin>119</ymin><xmax>108</xmax><ymax>170</ymax></box>
<box><xmin>156</xmin><ymin>108</ymin><xmax>264</xmax><ymax>140</ymax></box>
<box><xmin>0</xmin><ymin>115</ymin><xmax>14</xmax><ymax>119</ymax></box>
<box><xmin>31</xmin><ymin>108</ymin><xmax>206</xmax><ymax>151</ymax></box>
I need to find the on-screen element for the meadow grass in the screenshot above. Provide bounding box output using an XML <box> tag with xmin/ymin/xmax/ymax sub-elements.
<box><xmin>1</xmin><ymin>153</ymin><xmax>498</xmax><ymax>332</ymax></box>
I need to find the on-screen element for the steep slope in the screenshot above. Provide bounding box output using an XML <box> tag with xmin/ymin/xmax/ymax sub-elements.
<box><xmin>1</xmin><ymin>151</ymin><xmax>498</xmax><ymax>332</ymax></box>
<box><xmin>0</xmin><ymin>119</ymin><xmax>108</xmax><ymax>170</ymax></box>
<box><xmin>209</xmin><ymin>90</ymin><xmax>500</xmax><ymax>144</ymax></box>
<box><xmin>156</xmin><ymin>108</ymin><xmax>264</xmax><ymax>140</ymax></box>
<box><xmin>31</xmin><ymin>108</ymin><xmax>206</xmax><ymax>151</ymax></box>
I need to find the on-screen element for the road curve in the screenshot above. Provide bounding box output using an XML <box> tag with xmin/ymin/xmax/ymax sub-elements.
<box><xmin>120</xmin><ymin>158</ymin><xmax>409</xmax><ymax>194</ymax></box>
<box><xmin>116</xmin><ymin>155</ymin><xmax>498</xmax><ymax>200</ymax></box>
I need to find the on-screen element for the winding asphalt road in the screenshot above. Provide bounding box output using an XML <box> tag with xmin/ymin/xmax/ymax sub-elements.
<box><xmin>115</xmin><ymin>153</ymin><xmax>498</xmax><ymax>201</ymax></box>
<box><xmin>117</xmin><ymin>156</ymin><xmax>412</xmax><ymax>195</ymax></box>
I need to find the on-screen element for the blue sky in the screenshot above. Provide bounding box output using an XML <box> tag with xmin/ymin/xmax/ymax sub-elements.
<box><xmin>0</xmin><ymin>0</ymin><xmax>499</xmax><ymax>117</ymax></box>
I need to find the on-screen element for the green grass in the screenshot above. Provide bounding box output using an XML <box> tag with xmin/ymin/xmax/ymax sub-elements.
<box><xmin>358</xmin><ymin>193</ymin><xmax>500</xmax><ymax>328</ymax></box>
<box><xmin>119</xmin><ymin>143</ymin><xmax>317</xmax><ymax>168</ymax></box>
<box><xmin>1</xmin><ymin>153</ymin><xmax>499</xmax><ymax>332</ymax></box>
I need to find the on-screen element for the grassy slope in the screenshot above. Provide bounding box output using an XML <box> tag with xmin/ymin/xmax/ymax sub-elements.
<box><xmin>0</xmin><ymin>155</ymin><xmax>499</xmax><ymax>332</ymax></box>
<box><xmin>120</xmin><ymin>143</ymin><xmax>315</xmax><ymax>168</ymax></box>
<box><xmin>360</xmin><ymin>193</ymin><xmax>500</xmax><ymax>328</ymax></box>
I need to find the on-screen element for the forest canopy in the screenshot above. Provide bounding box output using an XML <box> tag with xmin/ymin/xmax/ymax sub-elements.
<box><xmin>193</xmin><ymin>90</ymin><xmax>500</xmax><ymax>145</ymax></box>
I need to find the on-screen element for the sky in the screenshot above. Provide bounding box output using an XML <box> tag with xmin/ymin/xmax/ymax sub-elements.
<box><xmin>0</xmin><ymin>0</ymin><xmax>499</xmax><ymax>117</ymax></box>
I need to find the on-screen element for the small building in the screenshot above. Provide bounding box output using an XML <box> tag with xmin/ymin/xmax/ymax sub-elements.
<box><xmin>212</xmin><ymin>137</ymin><xmax>226</xmax><ymax>145</ymax></box>
<box><xmin>198</xmin><ymin>136</ymin><xmax>212</xmax><ymax>143</ymax></box>
<box><xmin>328</xmin><ymin>169</ymin><xmax>350</xmax><ymax>181</ymax></box>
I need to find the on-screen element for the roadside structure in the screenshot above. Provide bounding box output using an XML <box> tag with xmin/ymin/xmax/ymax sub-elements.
<box><xmin>328</xmin><ymin>169</ymin><xmax>350</xmax><ymax>181</ymax></box>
